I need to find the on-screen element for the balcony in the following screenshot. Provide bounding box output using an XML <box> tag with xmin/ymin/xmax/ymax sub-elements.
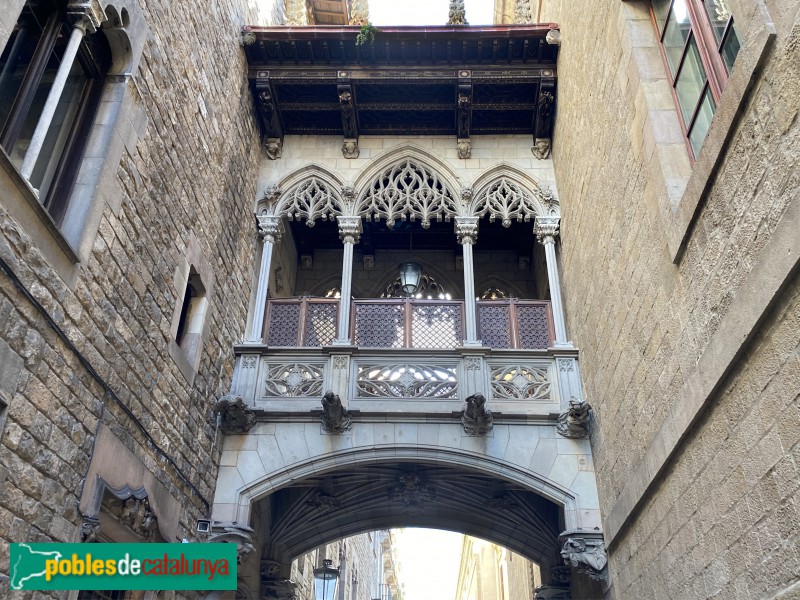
<box><xmin>233</xmin><ymin>297</ymin><xmax>582</xmax><ymax>416</ymax></box>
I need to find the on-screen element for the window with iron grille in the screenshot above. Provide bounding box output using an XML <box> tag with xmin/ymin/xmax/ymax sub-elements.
<box><xmin>650</xmin><ymin>0</ymin><xmax>741</xmax><ymax>158</ymax></box>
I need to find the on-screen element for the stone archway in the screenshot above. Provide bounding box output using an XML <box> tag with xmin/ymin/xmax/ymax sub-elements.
<box><xmin>211</xmin><ymin>419</ymin><xmax>604</xmax><ymax>598</ymax></box>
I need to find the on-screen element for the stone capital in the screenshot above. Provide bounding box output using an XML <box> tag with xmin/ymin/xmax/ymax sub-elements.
<box><xmin>455</xmin><ymin>217</ymin><xmax>479</xmax><ymax>245</ymax></box>
<box><xmin>67</xmin><ymin>0</ymin><xmax>106</xmax><ymax>34</ymax></box>
<box><xmin>257</xmin><ymin>215</ymin><xmax>283</xmax><ymax>243</ymax></box>
<box><xmin>535</xmin><ymin>215</ymin><xmax>560</xmax><ymax>245</ymax></box>
<box><xmin>337</xmin><ymin>216</ymin><xmax>363</xmax><ymax>244</ymax></box>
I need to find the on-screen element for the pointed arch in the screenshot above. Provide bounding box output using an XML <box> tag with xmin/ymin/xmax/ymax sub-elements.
<box><xmin>470</xmin><ymin>164</ymin><xmax>559</xmax><ymax>224</ymax></box>
<box><xmin>353</xmin><ymin>145</ymin><xmax>465</xmax><ymax>228</ymax></box>
<box><xmin>257</xmin><ymin>164</ymin><xmax>347</xmax><ymax>227</ymax></box>
<box><xmin>367</xmin><ymin>258</ymin><xmax>462</xmax><ymax>299</ymax></box>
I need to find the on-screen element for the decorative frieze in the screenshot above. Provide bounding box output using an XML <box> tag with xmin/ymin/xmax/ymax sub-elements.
<box><xmin>263</xmin><ymin>363</ymin><xmax>325</xmax><ymax>397</ymax></box>
<box><xmin>490</xmin><ymin>364</ymin><xmax>551</xmax><ymax>400</ymax></box>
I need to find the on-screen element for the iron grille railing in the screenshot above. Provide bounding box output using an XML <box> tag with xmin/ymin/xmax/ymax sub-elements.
<box><xmin>477</xmin><ymin>299</ymin><xmax>554</xmax><ymax>349</ymax></box>
<box><xmin>353</xmin><ymin>299</ymin><xmax>464</xmax><ymax>349</ymax></box>
<box><xmin>264</xmin><ymin>298</ymin><xmax>338</xmax><ymax>346</ymax></box>
<box><xmin>262</xmin><ymin>298</ymin><xmax>553</xmax><ymax>349</ymax></box>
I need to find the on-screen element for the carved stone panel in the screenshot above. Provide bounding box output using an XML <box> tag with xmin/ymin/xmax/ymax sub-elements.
<box><xmin>489</xmin><ymin>364</ymin><xmax>551</xmax><ymax>400</ymax></box>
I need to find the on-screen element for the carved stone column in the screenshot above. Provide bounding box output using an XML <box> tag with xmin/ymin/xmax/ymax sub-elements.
<box><xmin>535</xmin><ymin>216</ymin><xmax>570</xmax><ymax>347</ymax></box>
<box><xmin>333</xmin><ymin>216</ymin><xmax>362</xmax><ymax>345</ymax></box>
<box><xmin>247</xmin><ymin>214</ymin><xmax>283</xmax><ymax>344</ymax></box>
<box><xmin>20</xmin><ymin>0</ymin><xmax>106</xmax><ymax>180</ymax></box>
<box><xmin>456</xmin><ymin>217</ymin><xmax>480</xmax><ymax>346</ymax></box>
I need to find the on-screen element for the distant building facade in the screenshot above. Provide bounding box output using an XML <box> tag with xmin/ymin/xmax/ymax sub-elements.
<box><xmin>454</xmin><ymin>536</ymin><xmax>542</xmax><ymax>600</ymax></box>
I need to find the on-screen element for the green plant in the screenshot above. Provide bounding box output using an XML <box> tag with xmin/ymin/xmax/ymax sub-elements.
<box><xmin>356</xmin><ymin>23</ymin><xmax>380</xmax><ymax>46</ymax></box>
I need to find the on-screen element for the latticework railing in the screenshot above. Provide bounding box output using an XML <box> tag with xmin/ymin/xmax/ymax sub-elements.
<box><xmin>264</xmin><ymin>298</ymin><xmax>338</xmax><ymax>346</ymax></box>
<box><xmin>477</xmin><ymin>300</ymin><xmax>553</xmax><ymax>349</ymax></box>
<box><xmin>263</xmin><ymin>298</ymin><xmax>553</xmax><ymax>349</ymax></box>
<box><xmin>353</xmin><ymin>300</ymin><xmax>464</xmax><ymax>349</ymax></box>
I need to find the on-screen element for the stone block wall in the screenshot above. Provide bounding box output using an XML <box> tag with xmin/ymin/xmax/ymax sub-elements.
<box><xmin>0</xmin><ymin>0</ymin><xmax>275</xmax><ymax>590</ymax></box>
<box><xmin>538</xmin><ymin>0</ymin><xmax>799</xmax><ymax>598</ymax></box>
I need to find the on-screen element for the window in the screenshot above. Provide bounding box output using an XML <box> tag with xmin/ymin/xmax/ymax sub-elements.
<box><xmin>0</xmin><ymin>0</ymin><xmax>110</xmax><ymax>223</ymax></box>
<box><xmin>651</xmin><ymin>0</ymin><xmax>741</xmax><ymax>157</ymax></box>
<box><xmin>175</xmin><ymin>269</ymin><xmax>207</xmax><ymax>363</ymax></box>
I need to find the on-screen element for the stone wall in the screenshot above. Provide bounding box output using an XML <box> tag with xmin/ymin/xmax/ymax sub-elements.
<box><xmin>0</xmin><ymin>0</ymin><xmax>275</xmax><ymax>591</ymax></box>
<box><xmin>538</xmin><ymin>0</ymin><xmax>799</xmax><ymax>598</ymax></box>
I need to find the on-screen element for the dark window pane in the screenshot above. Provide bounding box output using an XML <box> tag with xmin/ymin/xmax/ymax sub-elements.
<box><xmin>674</xmin><ymin>38</ymin><xmax>707</xmax><ymax>127</ymax></box>
<box><xmin>689</xmin><ymin>86</ymin><xmax>716</xmax><ymax>156</ymax></box>
<box><xmin>662</xmin><ymin>0</ymin><xmax>691</xmax><ymax>77</ymax></box>
<box><xmin>721</xmin><ymin>24</ymin><xmax>740</xmax><ymax>72</ymax></box>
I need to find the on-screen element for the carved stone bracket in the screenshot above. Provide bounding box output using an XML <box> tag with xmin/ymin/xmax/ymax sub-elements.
<box><xmin>67</xmin><ymin>0</ymin><xmax>106</xmax><ymax>34</ymax></box>
<box><xmin>255</xmin><ymin>72</ymin><xmax>283</xmax><ymax>142</ymax></box>
<box><xmin>342</xmin><ymin>139</ymin><xmax>360</xmax><ymax>159</ymax></box>
<box><xmin>556</xmin><ymin>398</ymin><xmax>592</xmax><ymax>439</ymax></box>
<box><xmin>102</xmin><ymin>492</ymin><xmax>159</xmax><ymax>541</ymax></box>
<box><xmin>213</xmin><ymin>395</ymin><xmax>257</xmax><ymax>434</ymax></box>
<box><xmin>338</xmin><ymin>73</ymin><xmax>359</xmax><ymax>158</ymax></box>
<box><xmin>208</xmin><ymin>522</ymin><xmax>256</xmax><ymax>565</ymax></box>
<box><xmin>559</xmin><ymin>531</ymin><xmax>607</xmax><ymax>581</ymax></box>
<box><xmin>265</xmin><ymin>138</ymin><xmax>282</xmax><ymax>160</ymax></box>
<box><xmin>532</xmin><ymin>138</ymin><xmax>551</xmax><ymax>160</ymax></box>
<box><xmin>533</xmin><ymin>77</ymin><xmax>556</xmax><ymax>149</ymax></box>
<box><xmin>80</xmin><ymin>515</ymin><xmax>101</xmax><ymax>543</ymax></box>
<box><xmin>457</xmin><ymin>73</ymin><xmax>472</xmax><ymax>157</ymax></box>
<box><xmin>461</xmin><ymin>392</ymin><xmax>493</xmax><ymax>435</ymax></box>
<box><xmin>321</xmin><ymin>391</ymin><xmax>352</xmax><ymax>433</ymax></box>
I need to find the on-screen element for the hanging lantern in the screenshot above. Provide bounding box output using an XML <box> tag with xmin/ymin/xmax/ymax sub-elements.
<box><xmin>313</xmin><ymin>559</ymin><xmax>339</xmax><ymax>600</ymax></box>
<box><xmin>398</xmin><ymin>262</ymin><xmax>423</xmax><ymax>296</ymax></box>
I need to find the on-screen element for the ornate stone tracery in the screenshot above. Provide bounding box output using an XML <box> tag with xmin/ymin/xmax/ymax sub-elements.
<box><xmin>472</xmin><ymin>177</ymin><xmax>543</xmax><ymax>227</ymax></box>
<box><xmin>279</xmin><ymin>176</ymin><xmax>343</xmax><ymax>227</ymax></box>
<box><xmin>356</xmin><ymin>159</ymin><xmax>459</xmax><ymax>228</ymax></box>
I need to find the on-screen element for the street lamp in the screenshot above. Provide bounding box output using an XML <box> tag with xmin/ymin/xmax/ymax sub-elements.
<box><xmin>313</xmin><ymin>559</ymin><xmax>340</xmax><ymax>600</ymax></box>
<box><xmin>398</xmin><ymin>262</ymin><xmax>422</xmax><ymax>296</ymax></box>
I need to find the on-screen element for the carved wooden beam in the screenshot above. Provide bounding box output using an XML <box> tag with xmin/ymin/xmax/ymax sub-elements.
<box><xmin>338</xmin><ymin>70</ymin><xmax>359</xmax><ymax>158</ymax></box>
<box><xmin>255</xmin><ymin>71</ymin><xmax>283</xmax><ymax>142</ymax></box>
<box><xmin>457</xmin><ymin>70</ymin><xmax>472</xmax><ymax>159</ymax></box>
<box><xmin>532</xmin><ymin>72</ymin><xmax>555</xmax><ymax>159</ymax></box>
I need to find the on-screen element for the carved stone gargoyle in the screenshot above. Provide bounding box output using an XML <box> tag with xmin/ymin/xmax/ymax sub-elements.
<box><xmin>461</xmin><ymin>393</ymin><xmax>493</xmax><ymax>435</ymax></box>
<box><xmin>207</xmin><ymin>522</ymin><xmax>256</xmax><ymax>564</ymax></box>
<box><xmin>556</xmin><ymin>397</ymin><xmax>592</xmax><ymax>438</ymax></box>
<box><xmin>560</xmin><ymin>533</ymin><xmax>607</xmax><ymax>582</ymax></box>
<box><xmin>321</xmin><ymin>391</ymin><xmax>351</xmax><ymax>433</ymax></box>
<box><xmin>213</xmin><ymin>395</ymin><xmax>256</xmax><ymax>434</ymax></box>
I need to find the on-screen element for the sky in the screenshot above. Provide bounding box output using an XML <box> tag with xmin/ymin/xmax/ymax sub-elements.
<box><xmin>392</xmin><ymin>528</ymin><xmax>464</xmax><ymax>600</ymax></box>
<box><xmin>370</xmin><ymin>0</ymin><xmax>494</xmax><ymax>26</ymax></box>
<box><xmin>349</xmin><ymin>3</ymin><xmax>492</xmax><ymax>599</ymax></box>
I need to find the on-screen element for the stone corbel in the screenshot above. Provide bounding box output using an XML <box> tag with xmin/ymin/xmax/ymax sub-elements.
<box><xmin>255</xmin><ymin>71</ymin><xmax>283</xmax><ymax>142</ymax></box>
<box><xmin>213</xmin><ymin>395</ymin><xmax>257</xmax><ymax>434</ymax></box>
<box><xmin>457</xmin><ymin>73</ymin><xmax>472</xmax><ymax>158</ymax></box>
<box><xmin>532</xmin><ymin>75</ymin><xmax>555</xmax><ymax>159</ymax></box>
<box><xmin>67</xmin><ymin>0</ymin><xmax>106</xmax><ymax>34</ymax></box>
<box><xmin>80</xmin><ymin>516</ymin><xmax>101</xmax><ymax>543</ymax></box>
<box><xmin>208</xmin><ymin>522</ymin><xmax>256</xmax><ymax>565</ymax></box>
<box><xmin>264</xmin><ymin>138</ymin><xmax>282</xmax><ymax>160</ymax></box>
<box><xmin>338</xmin><ymin>73</ymin><xmax>359</xmax><ymax>158</ymax></box>
<box><xmin>556</xmin><ymin>397</ymin><xmax>592</xmax><ymax>438</ymax></box>
<box><xmin>321</xmin><ymin>391</ymin><xmax>352</xmax><ymax>433</ymax></box>
<box><xmin>461</xmin><ymin>393</ymin><xmax>493</xmax><ymax>435</ymax></box>
<box><xmin>559</xmin><ymin>531</ymin><xmax>607</xmax><ymax>581</ymax></box>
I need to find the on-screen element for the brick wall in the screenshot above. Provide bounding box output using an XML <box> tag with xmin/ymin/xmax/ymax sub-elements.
<box><xmin>539</xmin><ymin>0</ymin><xmax>799</xmax><ymax>597</ymax></box>
<box><xmin>0</xmin><ymin>0</ymin><xmax>273</xmax><ymax>590</ymax></box>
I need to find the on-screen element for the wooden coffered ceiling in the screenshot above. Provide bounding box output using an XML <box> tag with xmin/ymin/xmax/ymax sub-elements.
<box><xmin>242</xmin><ymin>25</ymin><xmax>559</xmax><ymax>154</ymax></box>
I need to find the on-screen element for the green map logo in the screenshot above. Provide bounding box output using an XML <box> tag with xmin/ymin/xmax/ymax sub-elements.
<box><xmin>9</xmin><ymin>543</ymin><xmax>237</xmax><ymax>590</ymax></box>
